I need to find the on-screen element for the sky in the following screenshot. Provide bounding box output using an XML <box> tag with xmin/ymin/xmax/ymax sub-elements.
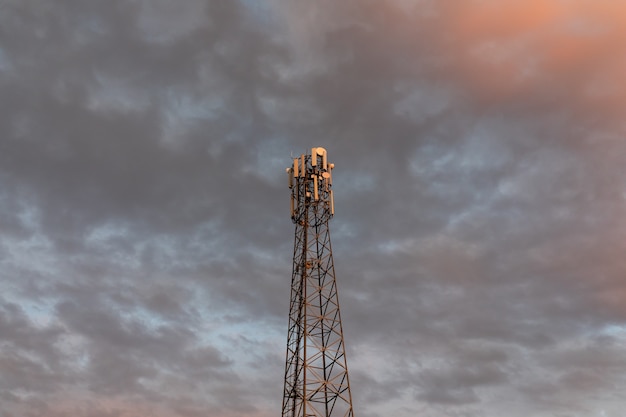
<box><xmin>1</xmin><ymin>0</ymin><xmax>626</xmax><ymax>416</ymax></box>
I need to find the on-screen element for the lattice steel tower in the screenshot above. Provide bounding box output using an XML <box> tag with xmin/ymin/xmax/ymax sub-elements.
<box><xmin>282</xmin><ymin>147</ymin><xmax>354</xmax><ymax>417</ymax></box>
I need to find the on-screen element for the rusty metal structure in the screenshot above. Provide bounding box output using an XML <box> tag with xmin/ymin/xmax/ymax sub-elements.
<box><xmin>282</xmin><ymin>147</ymin><xmax>354</xmax><ymax>417</ymax></box>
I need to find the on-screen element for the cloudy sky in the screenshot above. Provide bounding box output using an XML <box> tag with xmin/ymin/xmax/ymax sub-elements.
<box><xmin>2</xmin><ymin>1</ymin><xmax>626</xmax><ymax>416</ymax></box>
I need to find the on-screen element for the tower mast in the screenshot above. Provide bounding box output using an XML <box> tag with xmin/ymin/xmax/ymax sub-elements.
<box><xmin>282</xmin><ymin>147</ymin><xmax>354</xmax><ymax>417</ymax></box>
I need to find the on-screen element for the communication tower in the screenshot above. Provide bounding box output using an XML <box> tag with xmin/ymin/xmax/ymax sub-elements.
<box><xmin>282</xmin><ymin>147</ymin><xmax>355</xmax><ymax>417</ymax></box>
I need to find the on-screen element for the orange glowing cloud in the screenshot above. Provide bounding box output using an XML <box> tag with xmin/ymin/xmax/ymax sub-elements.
<box><xmin>273</xmin><ymin>0</ymin><xmax>626</xmax><ymax>122</ymax></box>
<box><xmin>447</xmin><ymin>0</ymin><xmax>561</xmax><ymax>40</ymax></box>
<box><xmin>427</xmin><ymin>0</ymin><xmax>626</xmax><ymax>109</ymax></box>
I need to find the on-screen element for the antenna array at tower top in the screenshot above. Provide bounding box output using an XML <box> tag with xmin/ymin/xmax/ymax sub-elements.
<box><xmin>286</xmin><ymin>147</ymin><xmax>335</xmax><ymax>224</ymax></box>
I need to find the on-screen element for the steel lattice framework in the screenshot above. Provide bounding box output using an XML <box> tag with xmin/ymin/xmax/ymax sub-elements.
<box><xmin>282</xmin><ymin>147</ymin><xmax>354</xmax><ymax>417</ymax></box>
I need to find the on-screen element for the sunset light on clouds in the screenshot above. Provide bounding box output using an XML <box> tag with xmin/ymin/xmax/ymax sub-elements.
<box><xmin>1</xmin><ymin>1</ymin><xmax>626</xmax><ymax>416</ymax></box>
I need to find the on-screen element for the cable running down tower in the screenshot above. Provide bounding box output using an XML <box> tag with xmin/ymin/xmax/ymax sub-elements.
<box><xmin>282</xmin><ymin>147</ymin><xmax>355</xmax><ymax>417</ymax></box>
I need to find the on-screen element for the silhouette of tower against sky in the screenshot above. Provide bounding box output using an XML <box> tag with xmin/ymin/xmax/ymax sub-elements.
<box><xmin>282</xmin><ymin>147</ymin><xmax>355</xmax><ymax>417</ymax></box>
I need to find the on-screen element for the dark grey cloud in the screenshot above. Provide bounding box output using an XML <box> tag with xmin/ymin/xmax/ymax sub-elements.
<box><xmin>2</xmin><ymin>0</ymin><xmax>626</xmax><ymax>416</ymax></box>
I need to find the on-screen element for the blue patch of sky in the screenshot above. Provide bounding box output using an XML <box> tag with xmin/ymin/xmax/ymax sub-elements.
<box><xmin>218</xmin><ymin>320</ymin><xmax>283</xmax><ymax>345</ymax></box>
<box><xmin>162</xmin><ymin>87</ymin><xmax>223</xmax><ymax>121</ymax></box>
<box><xmin>160</xmin><ymin>87</ymin><xmax>226</xmax><ymax>146</ymax></box>
<box><xmin>393</xmin><ymin>82</ymin><xmax>452</xmax><ymax>123</ymax></box>
<box><xmin>85</xmin><ymin>222</ymin><xmax>128</xmax><ymax>243</ymax></box>
<box><xmin>599</xmin><ymin>324</ymin><xmax>626</xmax><ymax>340</ymax></box>
<box><xmin>0</xmin><ymin>203</ymin><xmax>60</xmax><ymax>326</ymax></box>
<box><xmin>86</xmin><ymin>221</ymin><xmax>227</xmax><ymax>273</ymax></box>
<box><xmin>117</xmin><ymin>305</ymin><xmax>170</xmax><ymax>334</ymax></box>
<box><xmin>191</xmin><ymin>302</ymin><xmax>284</xmax><ymax>368</ymax></box>
<box><xmin>1</xmin><ymin>292</ymin><xmax>58</xmax><ymax>329</ymax></box>
<box><xmin>238</xmin><ymin>0</ymin><xmax>280</xmax><ymax>32</ymax></box>
<box><xmin>2</xmin><ymin>234</ymin><xmax>56</xmax><ymax>279</ymax></box>
<box><xmin>376</xmin><ymin>237</ymin><xmax>415</xmax><ymax>255</ymax></box>
<box><xmin>84</xmin><ymin>223</ymin><xmax>145</xmax><ymax>270</ymax></box>
<box><xmin>55</xmin><ymin>332</ymin><xmax>90</xmax><ymax>371</ymax></box>
<box><xmin>88</xmin><ymin>72</ymin><xmax>151</xmax><ymax>113</ymax></box>
<box><xmin>185</xmin><ymin>219</ymin><xmax>223</xmax><ymax>253</ymax></box>
<box><xmin>16</xmin><ymin>199</ymin><xmax>40</xmax><ymax>231</ymax></box>
<box><xmin>215</xmin><ymin>320</ymin><xmax>284</xmax><ymax>371</ymax></box>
